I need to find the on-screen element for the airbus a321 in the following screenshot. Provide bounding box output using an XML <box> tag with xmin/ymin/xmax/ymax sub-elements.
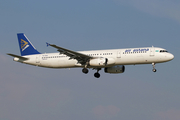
<box><xmin>7</xmin><ymin>33</ymin><xmax>174</xmax><ymax>78</ymax></box>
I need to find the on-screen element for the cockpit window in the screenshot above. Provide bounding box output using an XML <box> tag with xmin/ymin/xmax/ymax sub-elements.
<box><xmin>160</xmin><ymin>50</ymin><xmax>168</xmax><ymax>53</ymax></box>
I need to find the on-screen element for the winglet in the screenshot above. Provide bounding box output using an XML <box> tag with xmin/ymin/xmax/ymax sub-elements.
<box><xmin>46</xmin><ymin>42</ymin><xmax>51</xmax><ymax>47</ymax></box>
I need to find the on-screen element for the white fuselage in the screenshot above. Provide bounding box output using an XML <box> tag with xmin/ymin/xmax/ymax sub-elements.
<box><xmin>14</xmin><ymin>47</ymin><xmax>174</xmax><ymax>69</ymax></box>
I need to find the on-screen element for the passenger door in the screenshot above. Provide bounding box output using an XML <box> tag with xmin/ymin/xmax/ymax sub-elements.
<box><xmin>117</xmin><ymin>51</ymin><xmax>121</xmax><ymax>58</ymax></box>
<box><xmin>150</xmin><ymin>47</ymin><xmax>155</xmax><ymax>56</ymax></box>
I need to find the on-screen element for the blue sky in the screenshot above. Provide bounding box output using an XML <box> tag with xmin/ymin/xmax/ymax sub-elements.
<box><xmin>0</xmin><ymin>0</ymin><xmax>180</xmax><ymax>120</ymax></box>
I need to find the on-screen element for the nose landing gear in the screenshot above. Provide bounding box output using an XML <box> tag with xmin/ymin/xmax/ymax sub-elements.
<box><xmin>152</xmin><ymin>63</ymin><xmax>157</xmax><ymax>72</ymax></box>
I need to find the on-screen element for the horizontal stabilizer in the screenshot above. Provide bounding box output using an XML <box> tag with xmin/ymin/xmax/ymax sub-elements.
<box><xmin>7</xmin><ymin>53</ymin><xmax>29</xmax><ymax>60</ymax></box>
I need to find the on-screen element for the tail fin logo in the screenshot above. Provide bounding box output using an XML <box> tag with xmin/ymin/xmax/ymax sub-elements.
<box><xmin>21</xmin><ymin>39</ymin><xmax>29</xmax><ymax>51</ymax></box>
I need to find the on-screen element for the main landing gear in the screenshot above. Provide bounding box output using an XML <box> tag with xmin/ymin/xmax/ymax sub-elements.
<box><xmin>82</xmin><ymin>68</ymin><xmax>89</xmax><ymax>74</ymax></box>
<box><xmin>94</xmin><ymin>68</ymin><xmax>101</xmax><ymax>78</ymax></box>
<box><xmin>82</xmin><ymin>68</ymin><xmax>101</xmax><ymax>78</ymax></box>
<box><xmin>152</xmin><ymin>63</ymin><xmax>157</xmax><ymax>72</ymax></box>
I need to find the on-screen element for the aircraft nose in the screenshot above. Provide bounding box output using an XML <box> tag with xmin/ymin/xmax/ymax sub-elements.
<box><xmin>169</xmin><ymin>53</ymin><xmax>174</xmax><ymax>60</ymax></box>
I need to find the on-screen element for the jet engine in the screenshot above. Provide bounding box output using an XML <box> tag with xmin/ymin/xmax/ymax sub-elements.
<box><xmin>104</xmin><ymin>65</ymin><xmax>125</xmax><ymax>73</ymax></box>
<box><xmin>89</xmin><ymin>58</ymin><xmax>115</xmax><ymax>67</ymax></box>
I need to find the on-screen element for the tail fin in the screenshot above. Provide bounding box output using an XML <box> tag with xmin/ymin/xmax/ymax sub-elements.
<box><xmin>17</xmin><ymin>33</ymin><xmax>40</xmax><ymax>56</ymax></box>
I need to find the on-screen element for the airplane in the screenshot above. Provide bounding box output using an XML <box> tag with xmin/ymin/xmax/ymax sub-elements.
<box><xmin>7</xmin><ymin>33</ymin><xmax>174</xmax><ymax>78</ymax></box>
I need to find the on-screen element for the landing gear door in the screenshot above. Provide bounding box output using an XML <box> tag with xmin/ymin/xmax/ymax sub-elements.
<box><xmin>150</xmin><ymin>46</ymin><xmax>155</xmax><ymax>56</ymax></box>
<box><xmin>117</xmin><ymin>51</ymin><xmax>121</xmax><ymax>58</ymax></box>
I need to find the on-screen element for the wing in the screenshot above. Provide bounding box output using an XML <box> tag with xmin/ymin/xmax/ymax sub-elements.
<box><xmin>46</xmin><ymin>43</ymin><xmax>93</xmax><ymax>65</ymax></box>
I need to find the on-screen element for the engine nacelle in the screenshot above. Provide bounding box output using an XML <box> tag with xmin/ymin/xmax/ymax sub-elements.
<box><xmin>89</xmin><ymin>58</ymin><xmax>115</xmax><ymax>67</ymax></box>
<box><xmin>104</xmin><ymin>65</ymin><xmax>125</xmax><ymax>74</ymax></box>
